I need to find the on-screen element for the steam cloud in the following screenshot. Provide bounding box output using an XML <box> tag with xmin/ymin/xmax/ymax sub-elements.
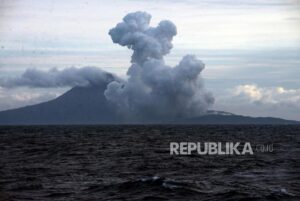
<box><xmin>0</xmin><ymin>11</ymin><xmax>214</xmax><ymax>121</ymax></box>
<box><xmin>105</xmin><ymin>11</ymin><xmax>214</xmax><ymax>121</ymax></box>
<box><xmin>0</xmin><ymin>67</ymin><xmax>117</xmax><ymax>88</ymax></box>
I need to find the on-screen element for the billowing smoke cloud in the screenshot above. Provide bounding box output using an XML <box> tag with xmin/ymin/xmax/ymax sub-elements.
<box><xmin>0</xmin><ymin>67</ymin><xmax>118</xmax><ymax>88</ymax></box>
<box><xmin>105</xmin><ymin>11</ymin><xmax>214</xmax><ymax>121</ymax></box>
<box><xmin>0</xmin><ymin>11</ymin><xmax>214</xmax><ymax>121</ymax></box>
<box><xmin>109</xmin><ymin>12</ymin><xmax>176</xmax><ymax>65</ymax></box>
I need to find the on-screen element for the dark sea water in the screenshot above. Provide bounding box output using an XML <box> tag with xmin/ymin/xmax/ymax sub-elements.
<box><xmin>0</xmin><ymin>125</ymin><xmax>299</xmax><ymax>201</ymax></box>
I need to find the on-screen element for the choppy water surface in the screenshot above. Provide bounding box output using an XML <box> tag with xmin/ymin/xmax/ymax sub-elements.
<box><xmin>0</xmin><ymin>125</ymin><xmax>299</xmax><ymax>201</ymax></box>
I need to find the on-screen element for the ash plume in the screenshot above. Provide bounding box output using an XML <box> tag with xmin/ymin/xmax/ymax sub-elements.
<box><xmin>0</xmin><ymin>67</ymin><xmax>118</xmax><ymax>88</ymax></box>
<box><xmin>0</xmin><ymin>11</ymin><xmax>214</xmax><ymax>122</ymax></box>
<box><xmin>105</xmin><ymin>11</ymin><xmax>214</xmax><ymax>121</ymax></box>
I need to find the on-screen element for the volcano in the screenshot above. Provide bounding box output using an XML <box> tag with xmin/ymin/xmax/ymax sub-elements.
<box><xmin>0</xmin><ymin>86</ymin><xmax>298</xmax><ymax>125</ymax></box>
<box><xmin>0</xmin><ymin>85</ymin><xmax>118</xmax><ymax>125</ymax></box>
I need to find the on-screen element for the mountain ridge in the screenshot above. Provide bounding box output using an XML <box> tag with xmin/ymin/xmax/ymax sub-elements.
<box><xmin>0</xmin><ymin>86</ymin><xmax>298</xmax><ymax>125</ymax></box>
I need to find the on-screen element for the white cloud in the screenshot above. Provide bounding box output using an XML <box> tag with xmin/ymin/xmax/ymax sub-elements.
<box><xmin>213</xmin><ymin>84</ymin><xmax>300</xmax><ymax>121</ymax></box>
<box><xmin>234</xmin><ymin>84</ymin><xmax>300</xmax><ymax>106</ymax></box>
<box><xmin>235</xmin><ymin>84</ymin><xmax>263</xmax><ymax>101</ymax></box>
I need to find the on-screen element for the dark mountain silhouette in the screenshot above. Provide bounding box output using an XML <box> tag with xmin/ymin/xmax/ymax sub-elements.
<box><xmin>0</xmin><ymin>85</ymin><xmax>118</xmax><ymax>125</ymax></box>
<box><xmin>0</xmin><ymin>86</ymin><xmax>298</xmax><ymax>125</ymax></box>
<box><xmin>175</xmin><ymin>110</ymin><xmax>299</xmax><ymax>125</ymax></box>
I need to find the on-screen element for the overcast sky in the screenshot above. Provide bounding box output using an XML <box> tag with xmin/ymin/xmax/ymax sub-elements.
<box><xmin>0</xmin><ymin>0</ymin><xmax>300</xmax><ymax>120</ymax></box>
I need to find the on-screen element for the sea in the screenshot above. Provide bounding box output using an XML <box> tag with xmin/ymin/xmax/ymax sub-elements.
<box><xmin>0</xmin><ymin>125</ymin><xmax>299</xmax><ymax>201</ymax></box>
